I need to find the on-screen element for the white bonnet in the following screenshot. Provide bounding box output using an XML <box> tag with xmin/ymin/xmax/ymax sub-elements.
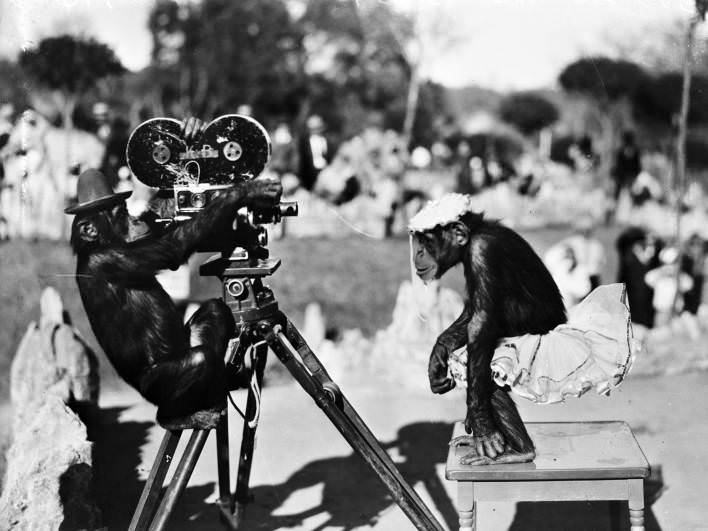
<box><xmin>408</xmin><ymin>193</ymin><xmax>476</xmax><ymax>233</ymax></box>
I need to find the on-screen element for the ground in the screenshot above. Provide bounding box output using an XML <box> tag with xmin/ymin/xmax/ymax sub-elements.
<box><xmin>95</xmin><ymin>368</ymin><xmax>704</xmax><ymax>531</ymax></box>
<box><xmin>1</xmin><ymin>225</ymin><xmax>706</xmax><ymax>530</ymax></box>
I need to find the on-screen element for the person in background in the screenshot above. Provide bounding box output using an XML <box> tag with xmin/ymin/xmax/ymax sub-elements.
<box><xmin>563</xmin><ymin>216</ymin><xmax>606</xmax><ymax>290</ymax></box>
<box><xmin>612</xmin><ymin>131</ymin><xmax>641</xmax><ymax>202</ymax></box>
<box><xmin>616</xmin><ymin>227</ymin><xmax>656</xmax><ymax>330</ymax></box>
<box><xmin>93</xmin><ymin>102</ymin><xmax>130</xmax><ymax>190</ymax></box>
<box><xmin>645</xmin><ymin>246</ymin><xmax>694</xmax><ymax>327</ymax></box>
<box><xmin>298</xmin><ymin>114</ymin><xmax>329</xmax><ymax>191</ymax></box>
<box><xmin>544</xmin><ymin>242</ymin><xmax>592</xmax><ymax>308</ymax></box>
<box><xmin>270</xmin><ymin>120</ymin><xmax>299</xmax><ymax>180</ymax></box>
<box><xmin>681</xmin><ymin>233</ymin><xmax>707</xmax><ymax>315</ymax></box>
<box><xmin>454</xmin><ymin>139</ymin><xmax>475</xmax><ymax>195</ymax></box>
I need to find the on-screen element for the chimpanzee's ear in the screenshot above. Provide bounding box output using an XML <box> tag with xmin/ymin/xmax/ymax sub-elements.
<box><xmin>78</xmin><ymin>219</ymin><xmax>98</xmax><ymax>242</ymax></box>
<box><xmin>450</xmin><ymin>221</ymin><xmax>469</xmax><ymax>246</ymax></box>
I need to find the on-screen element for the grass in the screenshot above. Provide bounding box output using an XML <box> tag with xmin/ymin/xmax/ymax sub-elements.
<box><xmin>0</xmin><ymin>224</ymin><xmax>622</xmax><ymax>403</ymax></box>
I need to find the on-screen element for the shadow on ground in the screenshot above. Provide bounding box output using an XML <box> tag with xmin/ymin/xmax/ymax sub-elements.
<box><xmin>92</xmin><ymin>407</ymin><xmax>152</xmax><ymax>529</ymax></box>
<box><xmin>508</xmin><ymin>464</ymin><xmax>665</xmax><ymax>531</ymax></box>
<box><xmin>241</xmin><ymin>421</ymin><xmax>459</xmax><ymax>531</ymax></box>
<box><xmin>92</xmin><ymin>414</ymin><xmax>666</xmax><ymax>531</ymax></box>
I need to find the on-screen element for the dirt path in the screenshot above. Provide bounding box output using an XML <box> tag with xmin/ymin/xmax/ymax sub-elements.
<box><xmin>94</xmin><ymin>368</ymin><xmax>706</xmax><ymax>531</ymax></box>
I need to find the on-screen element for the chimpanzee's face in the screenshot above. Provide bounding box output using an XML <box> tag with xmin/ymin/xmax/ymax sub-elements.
<box><xmin>412</xmin><ymin>233</ymin><xmax>439</xmax><ymax>281</ymax></box>
<box><xmin>412</xmin><ymin>231</ymin><xmax>457</xmax><ymax>281</ymax></box>
<box><xmin>412</xmin><ymin>223</ymin><xmax>469</xmax><ymax>282</ymax></box>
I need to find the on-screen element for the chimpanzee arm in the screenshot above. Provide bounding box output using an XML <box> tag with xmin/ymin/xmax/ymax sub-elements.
<box><xmin>463</xmin><ymin>238</ymin><xmax>503</xmax><ymax>439</ymax></box>
<box><xmin>464</xmin><ymin>307</ymin><xmax>500</xmax><ymax>437</ymax></box>
<box><xmin>428</xmin><ymin>303</ymin><xmax>471</xmax><ymax>393</ymax></box>
<box><xmin>97</xmin><ymin>175</ymin><xmax>281</xmax><ymax>280</ymax></box>
<box><xmin>93</xmin><ymin>187</ymin><xmax>248</xmax><ymax>279</ymax></box>
<box><xmin>437</xmin><ymin>303</ymin><xmax>472</xmax><ymax>350</ymax></box>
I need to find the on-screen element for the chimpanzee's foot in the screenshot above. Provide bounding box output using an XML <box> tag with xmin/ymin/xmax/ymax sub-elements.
<box><xmin>459</xmin><ymin>448</ymin><xmax>535</xmax><ymax>466</ymax></box>
<box><xmin>460</xmin><ymin>452</ymin><xmax>494</xmax><ymax>465</ymax></box>
<box><xmin>450</xmin><ymin>434</ymin><xmax>476</xmax><ymax>447</ymax></box>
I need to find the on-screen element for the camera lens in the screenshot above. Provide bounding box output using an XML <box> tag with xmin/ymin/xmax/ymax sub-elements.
<box><xmin>190</xmin><ymin>192</ymin><xmax>206</xmax><ymax>208</ymax></box>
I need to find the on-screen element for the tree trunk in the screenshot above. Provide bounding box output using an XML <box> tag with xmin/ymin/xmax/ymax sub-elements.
<box><xmin>402</xmin><ymin>60</ymin><xmax>421</xmax><ymax>149</ymax></box>
<box><xmin>673</xmin><ymin>14</ymin><xmax>700</xmax><ymax>315</ymax></box>
<box><xmin>60</xmin><ymin>94</ymin><xmax>77</xmax><ymax>237</ymax></box>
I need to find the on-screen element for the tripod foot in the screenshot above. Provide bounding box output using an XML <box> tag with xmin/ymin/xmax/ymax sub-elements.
<box><xmin>217</xmin><ymin>500</ymin><xmax>251</xmax><ymax>530</ymax></box>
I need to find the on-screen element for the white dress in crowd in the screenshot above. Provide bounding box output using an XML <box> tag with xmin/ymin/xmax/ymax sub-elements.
<box><xmin>448</xmin><ymin>284</ymin><xmax>640</xmax><ymax>404</ymax></box>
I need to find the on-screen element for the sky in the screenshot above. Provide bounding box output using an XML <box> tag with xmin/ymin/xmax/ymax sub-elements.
<box><xmin>0</xmin><ymin>0</ymin><xmax>703</xmax><ymax>91</ymax></box>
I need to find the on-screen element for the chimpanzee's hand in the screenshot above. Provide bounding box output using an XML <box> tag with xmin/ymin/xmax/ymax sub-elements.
<box><xmin>241</xmin><ymin>175</ymin><xmax>283</xmax><ymax>207</ymax></box>
<box><xmin>464</xmin><ymin>413</ymin><xmax>506</xmax><ymax>459</ymax></box>
<box><xmin>428</xmin><ymin>341</ymin><xmax>455</xmax><ymax>394</ymax></box>
<box><xmin>180</xmin><ymin>117</ymin><xmax>207</xmax><ymax>144</ymax></box>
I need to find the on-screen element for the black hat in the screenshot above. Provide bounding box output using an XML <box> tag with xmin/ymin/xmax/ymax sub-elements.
<box><xmin>64</xmin><ymin>169</ymin><xmax>131</xmax><ymax>215</ymax></box>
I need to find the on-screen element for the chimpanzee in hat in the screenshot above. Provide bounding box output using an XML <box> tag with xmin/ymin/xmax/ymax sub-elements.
<box><xmin>66</xmin><ymin>158</ymin><xmax>282</xmax><ymax>428</ymax></box>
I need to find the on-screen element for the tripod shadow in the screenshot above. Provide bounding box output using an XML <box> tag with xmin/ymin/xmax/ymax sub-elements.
<box><xmin>508</xmin><ymin>464</ymin><xmax>666</xmax><ymax>531</ymax></box>
<box><xmin>244</xmin><ymin>421</ymin><xmax>458</xmax><ymax>531</ymax></box>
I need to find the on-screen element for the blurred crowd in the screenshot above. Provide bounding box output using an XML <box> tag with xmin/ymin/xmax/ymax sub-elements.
<box><xmin>1</xmin><ymin>101</ymin><xmax>707</xmax><ymax>330</ymax></box>
<box><xmin>543</xmin><ymin>217</ymin><xmax>707</xmax><ymax>340</ymax></box>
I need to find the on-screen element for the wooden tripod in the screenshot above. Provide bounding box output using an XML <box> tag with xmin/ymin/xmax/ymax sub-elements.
<box><xmin>127</xmin><ymin>253</ymin><xmax>444</xmax><ymax>531</ymax></box>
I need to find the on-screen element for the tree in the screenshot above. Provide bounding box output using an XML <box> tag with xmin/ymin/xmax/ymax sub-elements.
<box><xmin>19</xmin><ymin>35</ymin><xmax>125</xmax><ymax>132</ymax></box>
<box><xmin>559</xmin><ymin>57</ymin><xmax>648</xmax><ymax>104</ymax></box>
<box><xmin>298</xmin><ymin>0</ymin><xmax>413</xmax><ymax>138</ymax></box>
<box><xmin>148</xmin><ymin>0</ymin><xmax>305</xmax><ymax>119</ymax></box>
<box><xmin>671</xmin><ymin>1</ymin><xmax>706</xmax><ymax>314</ymax></box>
<box><xmin>498</xmin><ymin>92</ymin><xmax>559</xmax><ymax>136</ymax></box>
<box><xmin>558</xmin><ymin>56</ymin><xmax>648</xmax><ymax>175</ymax></box>
<box><xmin>635</xmin><ymin>72</ymin><xmax>708</xmax><ymax>126</ymax></box>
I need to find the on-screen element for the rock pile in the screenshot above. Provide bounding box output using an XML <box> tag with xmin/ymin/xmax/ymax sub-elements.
<box><xmin>0</xmin><ymin>287</ymin><xmax>101</xmax><ymax>530</ymax></box>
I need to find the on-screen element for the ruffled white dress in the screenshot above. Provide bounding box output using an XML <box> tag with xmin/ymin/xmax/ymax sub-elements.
<box><xmin>448</xmin><ymin>283</ymin><xmax>640</xmax><ymax>404</ymax></box>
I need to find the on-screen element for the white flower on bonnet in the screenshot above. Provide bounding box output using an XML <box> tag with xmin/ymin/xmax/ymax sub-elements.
<box><xmin>408</xmin><ymin>193</ymin><xmax>477</xmax><ymax>233</ymax></box>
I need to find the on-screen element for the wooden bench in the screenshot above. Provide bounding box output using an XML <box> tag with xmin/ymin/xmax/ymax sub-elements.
<box><xmin>445</xmin><ymin>421</ymin><xmax>650</xmax><ymax>530</ymax></box>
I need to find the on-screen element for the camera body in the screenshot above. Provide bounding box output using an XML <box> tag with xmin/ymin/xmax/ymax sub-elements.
<box><xmin>126</xmin><ymin>114</ymin><xmax>297</xmax><ymax>236</ymax></box>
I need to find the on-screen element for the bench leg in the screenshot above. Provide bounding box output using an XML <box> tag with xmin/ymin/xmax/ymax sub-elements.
<box><xmin>457</xmin><ymin>482</ymin><xmax>476</xmax><ymax>531</ymax></box>
<box><xmin>628</xmin><ymin>478</ymin><xmax>645</xmax><ymax>531</ymax></box>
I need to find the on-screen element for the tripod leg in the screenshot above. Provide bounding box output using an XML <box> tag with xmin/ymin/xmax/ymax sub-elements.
<box><xmin>128</xmin><ymin>429</ymin><xmax>182</xmax><ymax>531</ymax></box>
<box><xmin>265</xmin><ymin>321</ymin><xmax>444</xmax><ymax>531</ymax></box>
<box><xmin>231</xmin><ymin>341</ymin><xmax>268</xmax><ymax>528</ymax></box>
<box><xmin>215</xmin><ymin>403</ymin><xmax>232</xmax><ymax>520</ymax></box>
<box><xmin>148</xmin><ymin>429</ymin><xmax>210</xmax><ymax>531</ymax></box>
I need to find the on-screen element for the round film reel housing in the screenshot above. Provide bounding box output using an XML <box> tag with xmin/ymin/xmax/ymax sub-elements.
<box><xmin>126</xmin><ymin>114</ymin><xmax>271</xmax><ymax>189</ymax></box>
<box><xmin>126</xmin><ymin>118</ymin><xmax>186</xmax><ymax>188</ymax></box>
<box><xmin>199</xmin><ymin>114</ymin><xmax>271</xmax><ymax>184</ymax></box>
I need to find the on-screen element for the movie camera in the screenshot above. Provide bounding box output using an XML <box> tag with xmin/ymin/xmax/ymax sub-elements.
<box><xmin>126</xmin><ymin>114</ymin><xmax>297</xmax><ymax>248</ymax></box>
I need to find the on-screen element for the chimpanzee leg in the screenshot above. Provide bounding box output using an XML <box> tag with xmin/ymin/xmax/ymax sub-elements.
<box><xmin>489</xmin><ymin>387</ymin><xmax>535</xmax><ymax>461</ymax></box>
<box><xmin>139</xmin><ymin>299</ymin><xmax>235</xmax><ymax>428</ymax></box>
<box><xmin>186</xmin><ymin>298</ymin><xmax>235</xmax><ymax>354</ymax></box>
<box><xmin>457</xmin><ymin>387</ymin><xmax>535</xmax><ymax>465</ymax></box>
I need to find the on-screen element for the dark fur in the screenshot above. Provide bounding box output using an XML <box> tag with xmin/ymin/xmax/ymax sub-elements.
<box><xmin>71</xmin><ymin>190</ymin><xmax>247</xmax><ymax>424</ymax></box>
<box><xmin>413</xmin><ymin>213</ymin><xmax>566</xmax><ymax>454</ymax></box>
